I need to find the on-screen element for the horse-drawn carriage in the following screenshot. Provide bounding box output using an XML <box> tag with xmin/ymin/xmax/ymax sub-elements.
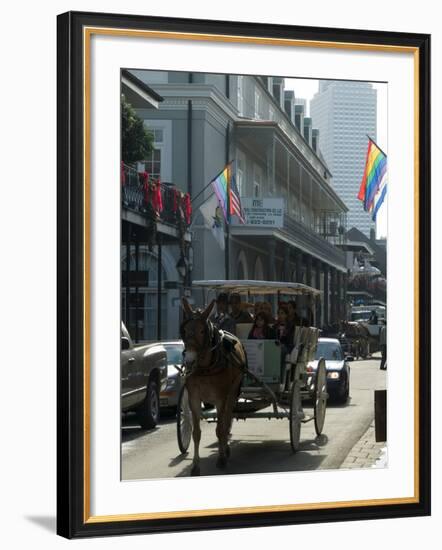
<box><xmin>339</xmin><ymin>320</ymin><xmax>380</xmax><ymax>359</ymax></box>
<box><xmin>177</xmin><ymin>280</ymin><xmax>328</xmax><ymax>475</ymax></box>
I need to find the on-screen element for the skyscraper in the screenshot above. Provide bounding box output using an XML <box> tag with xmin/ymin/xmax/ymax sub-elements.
<box><xmin>310</xmin><ymin>80</ymin><xmax>377</xmax><ymax>236</ymax></box>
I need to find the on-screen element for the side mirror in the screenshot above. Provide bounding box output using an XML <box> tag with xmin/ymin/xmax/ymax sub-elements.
<box><xmin>345</xmin><ymin>356</ymin><xmax>354</xmax><ymax>362</ymax></box>
<box><xmin>121</xmin><ymin>336</ymin><xmax>130</xmax><ymax>351</ymax></box>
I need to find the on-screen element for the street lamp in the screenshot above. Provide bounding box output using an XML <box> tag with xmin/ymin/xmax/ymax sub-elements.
<box><xmin>176</xmin><ymin>255</ymin><xmax>187</xmax><ymax>281</ymax></box>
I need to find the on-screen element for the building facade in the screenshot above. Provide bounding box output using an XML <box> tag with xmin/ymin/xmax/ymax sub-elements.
<box><xmin>310</xmin><ymin>80</ymin><xmax>377</xmax><ymax>237</ymax></box>
<box><xmin>126</xmin><ymin>70</ymin><xmax>350</xmax><ymax>340</ymax></box>
<box><xmin>121</xmin><ymin>71</ymin><xmax>192</xmax><ymax>343</ymax></box>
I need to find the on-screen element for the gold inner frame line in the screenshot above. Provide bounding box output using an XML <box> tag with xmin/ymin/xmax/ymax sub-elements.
<box><xmin>82</xmin><ymin>26</ymin><xmax>420</xmax><ymax>524</ymax></box>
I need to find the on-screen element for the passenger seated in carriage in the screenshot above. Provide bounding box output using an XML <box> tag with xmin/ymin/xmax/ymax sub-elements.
<box><xmin>275</xmin><ymin>304</ymin><xmax>289</xmax><ymax>345</ymax></box>
<box><xmin>301</xmin><ymin>301</ymin><xmax>315</xmax><ymax>327</ymax></box>
<box><xmin>248</xmin><ymin>311</ymin><xmax>277</xmax><ymax>340</ymax></box>
<box><xmin>284</xmin><ymin>300</ymin><xmax>300</xmax><ymax>351</ymax></box>
<box><xmin>287</xmin><ymin>300</ymin><xmax>300</xmax><ymax>326</ymax></box>
<box><xmin>287</xmin><ymin>297</ymin><xmax>314</xmax><ymax>328</ymax></box>
<box><xmin>261</xmin><ymin>301</ymin><xmax>276</xmax><ymax>324</ymax></box>
<box><xmin>254</xmin><ymin>301</ymin><xmax>264</xmax><ymax>317</ymax></box>
<box><xmin>229</xmin><ymin>293</ymin><xmax>253</xmax><ymax>324</ymax></box>
<box><xmin>212</xmin><ymin>292</ymin><xmax>236</xmax><ymax>334</ymax></box>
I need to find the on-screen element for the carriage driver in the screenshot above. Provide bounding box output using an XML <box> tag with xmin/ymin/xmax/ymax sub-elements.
<box><xmin>229</xmin><ymin>293</ymin><xmax>254</xmax><ymax>324</ymax></box>
<box><xmin>212</xmin><ymin>292</ymin><xmax>236</xmax><ymax>334</ymax></box>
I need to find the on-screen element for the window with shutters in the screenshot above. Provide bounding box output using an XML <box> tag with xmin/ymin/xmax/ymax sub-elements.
<box><xmin>139</xmin><ymin>121</ymin><xmax>172</xmax><ymax>181</ymax></box>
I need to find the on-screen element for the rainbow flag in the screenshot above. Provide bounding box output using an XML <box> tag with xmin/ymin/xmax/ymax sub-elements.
<box><xmin>210</xmin><ymin>161</ymin><xmax>233</xmax><ymax>222</ymax></box>
<box><xmin>358</xmin><ymin>138</ymin><xmax>387</xmax><ymax>221</ymax></box>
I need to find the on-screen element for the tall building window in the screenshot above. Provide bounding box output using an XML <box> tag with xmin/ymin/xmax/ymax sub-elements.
<box><xmin>141</xmin><ymin>126</ymin><xmax>165</xmax><ymax>180</ymax></box>
<box><xmin>143</xmin><ymin>149</ymin><xmax>161</xmax><ymax>180</ymax></box>
<box><xmin>273</xmin><ymin>83</ymin><xmax>281</xmax><ymax>105</ymax></box>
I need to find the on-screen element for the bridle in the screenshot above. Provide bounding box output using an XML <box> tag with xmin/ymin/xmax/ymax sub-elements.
<box><xmin>180</xmin><ymin>314</ymin><xmax>225</xmax><ymax>375</ymax></box>
<box><xmin>180</xmin><ymin>312</ymin><xmax>215</xmax><ymax>346</ymax></box>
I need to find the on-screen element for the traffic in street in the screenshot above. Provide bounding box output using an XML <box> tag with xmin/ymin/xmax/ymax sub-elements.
<box><xmin>122</xmin><ymin>355</ymin><xmax>386</xmax><ymax>480</ymax></box>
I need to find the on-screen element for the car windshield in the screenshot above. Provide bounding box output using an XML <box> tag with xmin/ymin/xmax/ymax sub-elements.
<box><xmin>315</xmin><ymin>342</ymin><xmax>343</xmax><ymax>361</ymax></box>
<box><xmin>164</xmin><ymin>344</ymin><xmax>183</xmax><ymax>365</ymax></box>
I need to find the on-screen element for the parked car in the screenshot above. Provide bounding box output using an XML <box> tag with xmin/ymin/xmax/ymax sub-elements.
<box><xmin>121</xmin><ymin>322</ymin><xmax>168</xmax><ymax>429</ymax></box>
<box><xmin>308</xmin><ymin>337</ymin><xmax>351</xmax><ymax>403</ymax></box>
<box><xmin>159</xmin><ymin>340</ymin><xmax>213</xmax><ymax>412</ymax></box>
<box><xmin>159</xmin><ymin>341</ymin><xmax>185</xmax><ymax>410</ymax></box>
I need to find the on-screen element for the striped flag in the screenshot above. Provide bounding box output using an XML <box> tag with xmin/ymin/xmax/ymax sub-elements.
<box><xmin>357</xmin><ymin>138</ymin><xmax>387</xmax><ymax>221</ymax></box>
<box><xmin>210</xmin><ymin>160</ymin><xmax>245</xmax><ymax>224</ymax></box>
<box><xmin>229</xmin><ymin>174</ymin><xmax>245</xmax><ymax>224</ymax></box>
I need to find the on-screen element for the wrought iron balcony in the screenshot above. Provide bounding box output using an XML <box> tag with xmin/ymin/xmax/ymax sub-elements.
<box><xmin>121</xmin><ymin>163</ymin><xmax>192</xmax><ymax>229</ymax></box>
<box><xmin>282</xmin><ymin>213</ymin><xmax>346</xmax><ymax>268</ymax></box>
<box><xmin>232</xmin><ymin>196</ymin><xmax>346</xmax><ymax>268</ymax></box>
<box><xmin>348</xmin><ymin>276</ymin><xmax>386</xmax><ymax>303</ymax></box>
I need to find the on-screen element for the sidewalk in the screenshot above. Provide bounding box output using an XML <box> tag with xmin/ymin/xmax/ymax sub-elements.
<box><xmin>340</xmin><ymin>420</ymin><xmax>387</xmax><ymax>469</ymax></box>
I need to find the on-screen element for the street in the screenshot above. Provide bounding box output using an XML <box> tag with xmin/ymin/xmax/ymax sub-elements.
<box><xmin>122</xmin><ymin>356</ymin><xmax>386</xmax><ymax>480</ymax></box>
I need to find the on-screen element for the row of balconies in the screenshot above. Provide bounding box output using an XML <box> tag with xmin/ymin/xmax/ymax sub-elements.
<box><xmin>283</xmin><ymin>214</ymin><xmax>346</xmax><ymax>267</ymax></box>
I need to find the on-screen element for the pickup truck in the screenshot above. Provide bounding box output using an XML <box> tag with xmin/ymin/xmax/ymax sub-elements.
<box><xmin>121</xmin><ymin>322</ymin><xmax>168</xmax><ymax>429</ymax></box>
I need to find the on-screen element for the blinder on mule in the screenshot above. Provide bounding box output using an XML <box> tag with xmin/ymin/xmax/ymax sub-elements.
<box><xmin>180</xmin><ymin>312</ymin><xmax>215</xmax><ymax>348</ymax></box>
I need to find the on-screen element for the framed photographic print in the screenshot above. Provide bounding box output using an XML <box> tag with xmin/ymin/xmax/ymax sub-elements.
<box><xmin>57</xmin><ymin>11</ymin><xmax>431</xmax><ymax>538</ymax></box>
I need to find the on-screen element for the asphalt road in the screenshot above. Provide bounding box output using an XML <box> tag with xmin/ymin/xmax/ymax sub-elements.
<box><xmin>121</xmin><ymin>356</ymin><xmax>386</xmax><ymax>480</ymax></box>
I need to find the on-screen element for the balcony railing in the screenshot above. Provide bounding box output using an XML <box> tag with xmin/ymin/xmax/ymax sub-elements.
<box><xmin>121</xmin><ymin>163</ymin><xmax>191</xmax><ymax>228</ymax></box>
<box><xmin>348</xmin><ymin>276</ymin><xmax>386</xmax><ymax>303</ymax></box>
<box><xmin>282</xmin><ymin>214</ymin><xmax>346</xmax><ymax>267</ymax></box>
<box><xmin>236</xmin><ymin>196</ymin><xmax>346</xmax><ymax>267</ymax></box>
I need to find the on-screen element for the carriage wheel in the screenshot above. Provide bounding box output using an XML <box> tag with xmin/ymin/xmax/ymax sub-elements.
<box><xmin>289</xmin><ymin>379</ymin><xmax>302</xmax><ymax>452</ymax></box>
<box><xmin>177</xmin><ymin>386</ymin><xmax>193</xmax><ymax>454</ymax></box>
<box><xmin>314</xmin><ymin>358</ymin><xmax>327</xmax><ymax>436</ymax></box>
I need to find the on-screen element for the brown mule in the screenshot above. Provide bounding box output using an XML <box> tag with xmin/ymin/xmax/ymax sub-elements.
<box><xmin>340</xmin><ymin>320</ymin><xmax>373</xmax><ymax>358</ymax></box>
<box><xmin>180</xmin><ymin>298</ymin><xmax>246</xmax><ymax>476</ymax></box>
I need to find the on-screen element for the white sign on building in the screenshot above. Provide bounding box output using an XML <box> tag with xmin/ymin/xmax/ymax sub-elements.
<box><xmin>242</xmin><ymin>198</ymin><xmax>284</xmax><ymax>228</ymax></box>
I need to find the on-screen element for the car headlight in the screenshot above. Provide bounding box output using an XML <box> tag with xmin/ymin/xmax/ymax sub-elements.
<box><xmin>327</xmin><ymin>372</ymin><xmax>340</xmax><ymax>379</ymax></box>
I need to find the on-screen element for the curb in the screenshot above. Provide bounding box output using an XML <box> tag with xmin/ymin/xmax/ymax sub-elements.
<box><xmin>340</xmin><ymin>420</ymin><xmax>387</xmax><ymax>469</ymax></box>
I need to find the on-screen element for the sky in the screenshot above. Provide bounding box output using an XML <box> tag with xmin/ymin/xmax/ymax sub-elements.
<box><xmin>284</xmin><ymin>78</ymin><xmax>387</xmax><ymax>238</ymax></box>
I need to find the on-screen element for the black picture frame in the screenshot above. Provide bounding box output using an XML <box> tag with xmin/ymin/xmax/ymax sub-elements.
<box><xmin>57</xmin><ymin>10</ymin><xmax>431</xmax><ymax>539</ymax></box>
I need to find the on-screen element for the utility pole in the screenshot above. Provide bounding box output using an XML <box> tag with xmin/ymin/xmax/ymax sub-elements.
<box><xmin>225</xmin><ymin>122</ymin><xmax>231</xmax><ymax>279</ymax></box>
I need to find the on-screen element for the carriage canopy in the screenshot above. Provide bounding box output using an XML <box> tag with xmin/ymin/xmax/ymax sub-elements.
<box><xmin>192</xmin><ymin>279</ymin><xmax>321</xmax><ymax>297</ymax></box>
